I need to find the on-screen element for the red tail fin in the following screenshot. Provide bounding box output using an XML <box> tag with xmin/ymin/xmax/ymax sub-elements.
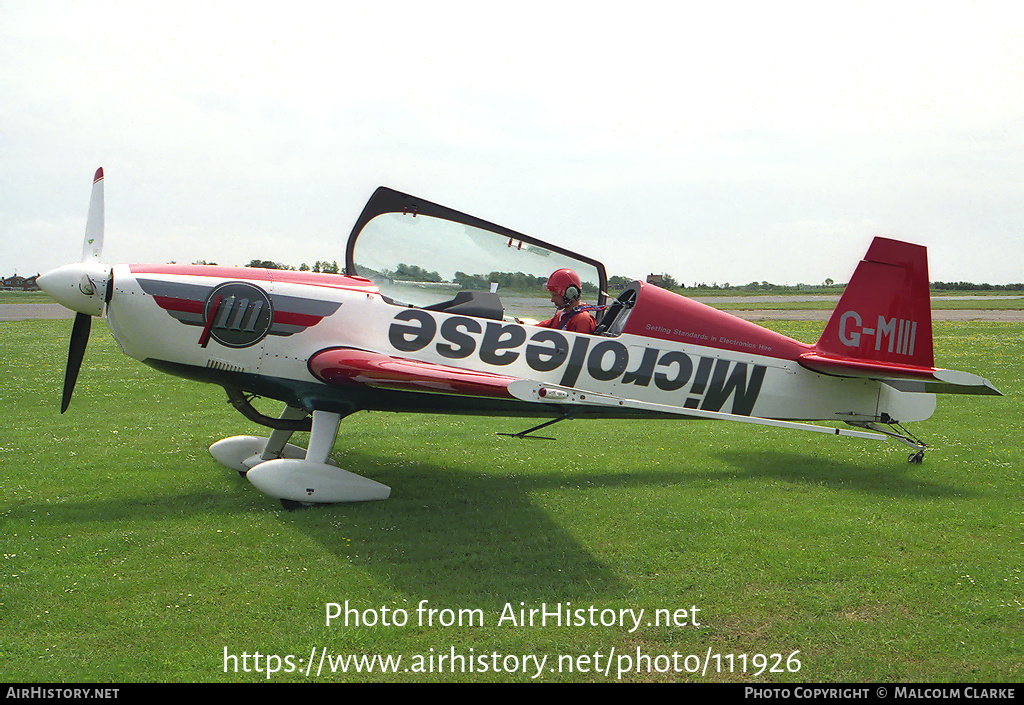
<box><xmin>816</xmin><ymin>237</ymin><xmax>934</xmax><ymax>369</ymax></box>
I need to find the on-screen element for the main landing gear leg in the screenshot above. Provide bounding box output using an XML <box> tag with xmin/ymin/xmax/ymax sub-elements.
<box><xmin>245</xmin><ymin>410</ymin><xmax>391</xmax><ymax>507</ymax></box>
<box><xmin>210</xmin><ymin>405</ymin><xmax>316</xmax><ymax>475</ymax></box>
<box><xmin>210</xmin><ymin>407</ymin><xmax>391</xmax><ymax>506</ymax></box>
<box><xmin>260</xmin><ymin>406</ymin><xmax>313</xmax><ymax>464</ymax></box>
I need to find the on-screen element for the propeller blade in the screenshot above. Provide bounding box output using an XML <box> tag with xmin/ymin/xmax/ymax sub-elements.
<box><xmin>61</xmin><ymin>312</ymin><xmax>92</xmax><ymax>413</ymax></box>
<box><xmin>82</xmin><ymin>167</ymin><xmax>104</xmax><ymax>261</ymax></box>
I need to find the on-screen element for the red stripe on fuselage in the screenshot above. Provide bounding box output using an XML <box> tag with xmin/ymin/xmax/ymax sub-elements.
<box><xmin>129</xmin><ymin>264</ymin><xmax>380</xmax><ymax>293</ymax></box>
<box><xmin>272</xmin><ymin>310</ymin><xmax>324</xmax><ymax>328</ymax></box>
<box><xmin>151</xmin><ymin>289</ymin><xmax>327</xmax><ymax>330</ymax></box>
<box><xmin>152</xmin><ymin>295</ymin><xmax>203</xmax><ymax>314</ymax></box>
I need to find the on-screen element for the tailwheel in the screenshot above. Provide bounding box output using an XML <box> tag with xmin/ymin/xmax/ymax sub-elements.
<box><xmin>848</xmin><ymin>417</ymin><xmax>928</xmax><ymax>463</ymax></box>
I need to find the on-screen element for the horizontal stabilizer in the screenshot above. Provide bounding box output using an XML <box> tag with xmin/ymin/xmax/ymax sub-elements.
<box><xmin>799</xmin><ymin>352</ymin><xmax>1001</xmax><ymax>395</ymax></box>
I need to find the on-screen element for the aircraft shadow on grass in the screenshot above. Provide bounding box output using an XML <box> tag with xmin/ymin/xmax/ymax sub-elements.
<box><xmin>9</xmin><ymin>442</ymin><xmax>982</xmax><ymax>604</ymax></box>
<box><xmin>9</xmin><ymin>452</ymin><xmax>678</xmax><ymax>603</ymax></box>
<box><xmin>300</xmin><ymin>452</ymin><xmax>634</xmax><ymax>604</ymax></box>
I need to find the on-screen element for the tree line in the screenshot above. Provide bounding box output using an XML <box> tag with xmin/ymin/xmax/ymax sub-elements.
<box><xmin>234</xmin><ymin>260</ymin><xmax>1022</xmax><ymax>293</ymax></box>
<box><xmin>930</xmin><ymin>281</ymin><xmax>1024</xmax><ymax>291</ymax></box>
<box><xmin>243</xmin><ymin>260</ymin><xmax>341</xmax><ymax>273</ymax></box>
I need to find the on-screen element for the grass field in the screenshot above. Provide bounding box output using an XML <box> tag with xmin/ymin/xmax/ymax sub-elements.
<box><xmin>1</xmin><ymin>319</ymin><xmax>1020</xmax><ymax>682</ymax></box>
<box><xmin>0</xmin><ymin>292</ymin><xmax>52</xmax><ymax>303</ymax></box>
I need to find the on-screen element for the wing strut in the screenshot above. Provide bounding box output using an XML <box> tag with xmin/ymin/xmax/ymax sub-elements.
<box><xmin>497</xmin><ymin>413</ymin><xmax>575</xmax><ymax>441</ymax></box>
<box><xmin>507</xmin><ymin>380</ymin><xmax>888</xmax><ymax>442</ymax></box>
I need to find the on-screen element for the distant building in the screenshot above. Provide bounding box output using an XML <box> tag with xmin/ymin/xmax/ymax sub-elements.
<box><xmin>2</xmin><ymin>274</ymin><xmax>40</xmax><ymax>291</ymax></box>
<box><xmin>646</xmin><ymin>273</ymin><xmax>665</xmax><ymax>286</ymax></box>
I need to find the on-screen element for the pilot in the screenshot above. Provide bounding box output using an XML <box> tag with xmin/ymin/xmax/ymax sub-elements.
<box><xmin>537</xmin><ymin>268</ymin><xmax>597</xmax><ymax>334</ymax></box>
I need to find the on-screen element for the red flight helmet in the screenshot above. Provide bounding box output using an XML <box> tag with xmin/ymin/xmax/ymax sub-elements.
<box><xmin>546</xmin><ymin>268</ymin><xmax>582</xmax><ymax>303</ymax></box>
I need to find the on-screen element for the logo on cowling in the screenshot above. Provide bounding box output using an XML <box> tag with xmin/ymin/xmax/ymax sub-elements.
<box><xmin>200</xmin><ymin>282</ymin><xmax>274</xmax><ymax>348</ymax></box>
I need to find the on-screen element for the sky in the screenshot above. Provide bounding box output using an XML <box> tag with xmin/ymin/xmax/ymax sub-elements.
<box><xmin>2</xmin><ymin>1</ymin><xmax>1022</xmax><ymax>286</ymax></box>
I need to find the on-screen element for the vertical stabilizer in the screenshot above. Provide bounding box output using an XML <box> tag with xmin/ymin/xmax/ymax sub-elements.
<box><xmin>816</xmin><ymin>237</ymin><xmax>934</xmax><ymax>369</ymax></box>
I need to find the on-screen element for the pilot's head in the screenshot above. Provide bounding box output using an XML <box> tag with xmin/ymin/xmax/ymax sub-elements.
<box><xmin>546</xmin><ymin>268</ymin><xmax>582</xmax><ymax>309</ymax></box>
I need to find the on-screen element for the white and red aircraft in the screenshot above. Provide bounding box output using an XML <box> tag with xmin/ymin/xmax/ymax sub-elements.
<box><xmin>39</xmin><ymin>169</ymin><xmax>1002</xmax><ymax>506</ymax></box>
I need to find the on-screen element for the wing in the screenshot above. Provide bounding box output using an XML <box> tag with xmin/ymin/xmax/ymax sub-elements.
<box><xmin>308</xmin><ymin>347</ymin><xmax>519</xmax><ymax>398</ymax></box>
<box><xmin>309</xmin><ymin>348</ymin><xmax>886</xmax><ymax>442</ymax></box>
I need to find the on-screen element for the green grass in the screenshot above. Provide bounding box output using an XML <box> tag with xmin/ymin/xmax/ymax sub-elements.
<box><xmin>0</xmin><ymin>291</ymin><xmax>53</xmax><ymax>303</ymax></box>
<box><xmin>0</xmin><ymin>320</ymin><xmax>1020</xmax><ymax>682</ymax></box>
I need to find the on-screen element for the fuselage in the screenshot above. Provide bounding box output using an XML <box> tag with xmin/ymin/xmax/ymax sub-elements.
<box><xmin>104</xmin><ymin>263</ymin><xmax>935</xmax><ymax>425</ymax></box>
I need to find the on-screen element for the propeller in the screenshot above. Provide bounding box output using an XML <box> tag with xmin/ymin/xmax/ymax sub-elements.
<box><xmin>38</xmin><ymin>167</ymin><xmax>110</xmax><ymax>413</ymax></box>
<box><xmin>61</xmin><ymin>313</ymin><xmax>92</xmax><ymax>413</ymax></box>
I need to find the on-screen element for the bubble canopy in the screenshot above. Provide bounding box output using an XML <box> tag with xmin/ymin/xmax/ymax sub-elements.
<box><xmin>345</xmin><ymin>187</ymin><xmax>608</xmax><ymax>310</ymax></box>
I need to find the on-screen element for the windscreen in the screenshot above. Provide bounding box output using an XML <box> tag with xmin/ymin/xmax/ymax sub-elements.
<box><xmin>347</xmin><ymin>193</ymin><xmax>605</xmax><ymax>310</ymax></box>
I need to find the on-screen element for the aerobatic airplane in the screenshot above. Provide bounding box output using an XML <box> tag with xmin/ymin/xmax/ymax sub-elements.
<box><xmin>38</xmin><ymin>168</ymin><xmax>1002</xmax><ymax>506</ymax></box>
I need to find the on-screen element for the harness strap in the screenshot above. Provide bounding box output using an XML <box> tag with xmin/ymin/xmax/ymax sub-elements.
<box><xmin>558</xmin><ymin>304</ymin><xmax>603</xmax><ymax>330</ymax></box>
